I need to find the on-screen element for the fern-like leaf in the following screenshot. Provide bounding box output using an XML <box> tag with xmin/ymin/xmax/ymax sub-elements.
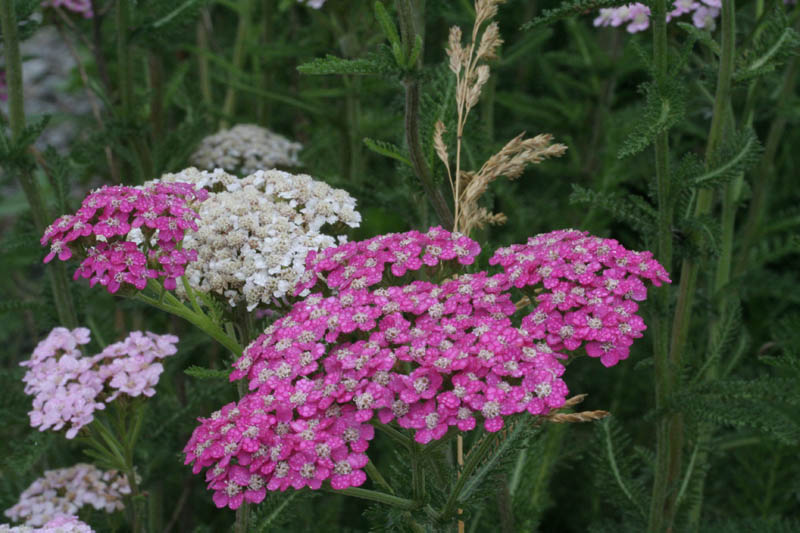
<box><xmin>522</xmin><ymin>0</ymin><xmax>630</xmax><ymax>30</ymax></box>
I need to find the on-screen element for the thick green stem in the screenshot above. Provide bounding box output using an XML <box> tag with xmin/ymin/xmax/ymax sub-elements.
<box><xmin>396</xmin><ymin>0</ymin><xmax>455</xmax><ymax>230</ymax></box>
<box><xmin>647</xmin><ymin>0</ymin><xmax>676</xmax><ymax>528</ymax></box>
<box><xmin>650</xmin><ymin>2</ymin><xmax>736</xmax><ymax>531</ymax></box>
<box><xmin>221</xmin><ymin>0</ymin><xmax>257</xmax><ymax>127</ymax></box>
<box><xmin>1</xmin><ymin>0</ymin><xmax>79</xmax><ymax>329</ymax></box>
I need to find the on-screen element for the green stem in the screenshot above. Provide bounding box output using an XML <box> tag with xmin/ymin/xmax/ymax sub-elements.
<box><xmin>221</xmin><ymin>0</ymin><xmax>257</xmax><ymax>128</ymax></box>
<box><xmin>197</xmin><ymin>15</ymin><xmax>213</xmax><ymax>105</ymax></box>
<box><xmin>117</xmin><ymin>0</ymin><xmax>133</xmax><ymax>122</ymax></box>
<box><xmin>647</xmin><ymin>0</ymin><xmax>676</xmax><ymax>527</ymax></box>
<box><xmin>328</xmin><ymin>487</ymin><xmax>418</xmax><ymax>510</ymax></box>
<box><xmin>735</xmin><ymin>52</ymin><xmax>799</xmax><ymax>274</ymax></box>
<box><xmin>148</xmin><ymin>53</ymin><xmax>165</xmax><ymax>143</ymax></box>
<box><xmin>396</xmin><ymin>0</ymin><xmax>455</xmax><ymax>230</ymax></box>
<box><xmin>134</xmin><ymin>281</ymin><xmax>243</xmax><ymax>356</ymax></box>
<box><xmin>650</xmin><ymin>2</ymin><xmax>736</xmax><ymax>531</ymax></box>
<box><xmin>0</xmin><ymin>0</ymin><xmax>79</xmax><ymax>329</ymax></box>
<box><xmin>410</xmin><ymin>444</ymin><xmax>426</xmax><ymax>503</ymax></box>
<box><xmin>438</xmin><ymin>431</ymin><xmax>495</xmax><ymax>522</ymax></box>
<box><xmin>365</xmin><ymin>459</ymin><xmax>395</xmax><ymax>495</ymax></box>
<box><xmin>371</xmin><ymin>420</ymin><xmax>412</xmax><ymax>451</ymax></box>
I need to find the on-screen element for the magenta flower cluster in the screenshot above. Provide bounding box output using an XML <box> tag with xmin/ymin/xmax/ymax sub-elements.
<box><xmin>21</xmin><ymin>327</ymin><xmax>178</xmax><ymax>439</ymax></box>
<box><xmin>41</xmin><ymin>182</ymin><xmax>207</xmax><ymax>293</ymax></box>
<box><xmin>183</xmin><ymin>227</ymin><xmax>669</xmax><ymax>508</ymax></box>
<box><xmin>490</xmin><ymin>229</ymin><xmax>669</xmax><ymax>367</ymax></box>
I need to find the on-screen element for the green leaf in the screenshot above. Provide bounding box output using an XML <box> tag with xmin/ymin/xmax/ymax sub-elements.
<box><xmin>569</xmin><ymin>184</ymin><xmax>656</xmax><ymax>235</ymax></box>
<box><xmin>363</xmin><ymin>138</ymin><xmax>412</xmax><ymax>167</ymax></box>
<box><xmin>184</xmin><ymin>365</ymin><xmax>231</xmax><ymax>380</ymax></box>
<box><xmin>522</xmin><ymin>0</ymin><xmax>628</xmax><ymax>30</ymax></box>
<box><xmin>298</xmin><ymin>54</ymin><xmax>390</xmax><ymax>76</ymax></box>
<box><xmin>374</xmin><ymin>1</ymin><xmax>403</xmax><ymax>62</ymax></box>
<box><xmin>689</xmin><ymin>129</ymin><xmax>763</xmax><ymax>190</ymax></box>
<box><xmin>734</xmin><ymin>9</ymin><xmax>800</xmax><ymax>82</ymax></box>
<box><xmin>618</xmin><ymin>80</ymin><xmax>686</xmax><ymax>159</ymax></box>
<box><xmin>406</xmin><ymin>34</ymin><xmax>423</xmax><ymax>68</ymax></box>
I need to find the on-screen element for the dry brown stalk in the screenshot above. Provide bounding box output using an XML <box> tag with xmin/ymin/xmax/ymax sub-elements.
<box><xmin>439</xmin><ymin>0</ymin><xmax>567</xmax><ymax>236</ymax></box>
<box><xmin>562</xmin><ymin>393</ymin><xmax>589</xmax><ymax>408</ymax></box>
<box><xmin>545</xmin><ymin>410</ymin><xmax>610</xmax><ymax>423</ymax></box>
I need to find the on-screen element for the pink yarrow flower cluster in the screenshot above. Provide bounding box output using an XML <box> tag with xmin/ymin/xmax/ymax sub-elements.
<box><xmin>21</xmin><ymin>327</ymin><xmax>178</xmax><ymax>439</ymax></box>
<box><xmin>3</xmin><ymin>463</ymin><xmax>129</xmax><ymax>527</ymax></box>
<box><xmin>594</xmin><ymin>0</ymin><xmax>721</xmax><ymax>33</ymax></box>
<box><xmin>184</xmin><ymin>227</ymin><xmax>669</xmax><ymax>508</ymax></box>
<box><xmin>490</xmin><ymin>229</ymin><xmax>670</xmax><ymax>367</ymax></box>
<box><xmin>41</xmin><ymin>182</ymin><xmax>207</xmax><ymax>293</ymax></box>
<box><xmin>41</xmin><ymin>0</ymin><xmax>93</xmax><ymax>18</ymax></box>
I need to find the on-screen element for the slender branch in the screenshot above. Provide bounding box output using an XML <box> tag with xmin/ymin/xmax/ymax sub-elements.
<box><xmin>116</xmin><ymin>0</ymin><xmax>133</xmax><ymax>122</ymax></box>
<box><xmin>365</xmin><ymin>460</ymin><xmax>395</xmax><ymax>495</ymax></box>
<box><xmin>0</xmin><ymin>0</ymin><xmax>80</xmax><ymax>329</ymax></box>
<box><xmin>328</xmin><ymin>487</ymin><xmax>418</xmax><ymax>510</ymax></box>
<box><xmin>396</xmin><ymin>0</ymin><xmax>455</xmax><ymax>230</ymax></box>
<box><xmin>221</xmin><ymin>0</ymin><xmax>258</xmax><ymax>128</ymax></box>
<box><xmin>735</xmin><ymin>50</ymin><xmax>799</xmax><ymax>274</ymax></box>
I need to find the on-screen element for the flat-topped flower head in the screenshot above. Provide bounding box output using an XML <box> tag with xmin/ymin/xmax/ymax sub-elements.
<box><xmin>3</xmin><ymin>464</ymin><xmax>129</xmax><ymax>527</ymax></box>
<box><xmin>176</xmin><ymin>169</ymin><xmax>361</xmax><ymax>310</ymax></box>
<box><xmin>190</xmin><ymin>124</ymin><xmax>303</xmax><ymax>176</ymax></box>
<box><xmin>40</xmin><ymin>182</ymin><xmax>207</xmax><ymax>294</ymax></box>
<box><xmin>298</xmin><ymin>227</ymin><xmax>480</xmax><ymax>294</ymax></box>
<box><xmin>491</xmin><ymin>229</ymin><xmax>670</xmax><ymax>366</ymax></box>
<box><xmin>185</xmin><ymin>227</ymin><xmax>669</xmax><ymax>506</ymax></box>
<box><xmin>21</xmin><ymin>328</ymin><xmax>178</xmax><ymax>439</ymax></box>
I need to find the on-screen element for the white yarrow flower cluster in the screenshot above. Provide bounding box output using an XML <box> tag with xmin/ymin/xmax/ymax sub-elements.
<box><xmin>179</xmin><ymin>169</ymin><xmax>361</xmax><ymax>310</ymax></box>
<box><xmin>190</xmin><ymin>124</ymin><xmax>303</xmax><ymax>175</ymax></box>
<box><xmin>3</xmin><ymin>464</ymin><xmax>130</xmax><ymax>527</ymax></box>
<box><xmin>151</xmin><ymin>166</ymin><xmax>237</xmax><ymax>191</ymax></box>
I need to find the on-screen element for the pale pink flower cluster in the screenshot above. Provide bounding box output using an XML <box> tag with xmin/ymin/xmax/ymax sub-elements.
<box><xmin>183</xmin><ymin>227</ymin><xmax>669</xmax><ymax>507</ymax></box>
<box><xmin>21</xmin><ymin>327</ymin><xmax>178</xmax><ymax>439</ymax></box>
<box><xmin>3</xmin><ymin>464</ymin><xmax>128</xmax><ymax>527</ymax></box>
<box><xmin>41</xmin><ymin>0</ymin><xmax>93</xmax><ymax>18</ymax></box>
<box><xmin>41</xmin><ymin>182</ymin><xmax>208</xmax><ymax>293</ymax></box>
<box><xmin>594</xmin><ymin>0</ymin><xmax>721</xmax><ymax>33</ymax></box>
<box><xmin>0</xmin><ymin>515</ymin><xmax>94</xmax><ymax>532</ymax></box>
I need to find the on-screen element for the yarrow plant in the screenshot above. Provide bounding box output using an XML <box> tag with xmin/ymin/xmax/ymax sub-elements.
<box><xmin>164</xmin><ymin>168</ymin><xmax>361</xmax><ymax>310</ymax></box>
<box><xmin>593</xmin><ymin>0</ymin><xmax>721</xmax><ymax>33</ymax></box>
<box><xmin>190</xmin><ymin>124</ymin><xmax>303</xmax><ymax>176</ymax></box>
<box><xmin>3</xmin><ymin>464</ymin><xmax>129</xmax><ymax>527</ymax></box>
<box><xmin>21</xmin><ymin>327</ymin><xmax>178</xmax><ymax>439</ymax></box>
<box><xmin>182</xmin><ymin>226</ymin><xmax>669</xmax><ymax>508</ymax></box>
<box><xmin>40</xmin><ymin>182</ymin><xmax>208</xmax><ymax>293</ymax></box>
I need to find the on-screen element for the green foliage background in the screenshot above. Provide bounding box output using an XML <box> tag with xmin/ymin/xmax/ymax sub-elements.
<box><xmin>1</xmin><ymin>0</ymin><xmax>799</xmax><ymax>531</ymax></box>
